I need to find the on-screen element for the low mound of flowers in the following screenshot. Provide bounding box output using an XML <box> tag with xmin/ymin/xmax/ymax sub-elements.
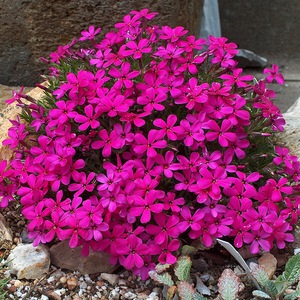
<box><xmin>1</xmin><ymin>9</ymin><xmax>299</xmax><ymax>279</ymax></box>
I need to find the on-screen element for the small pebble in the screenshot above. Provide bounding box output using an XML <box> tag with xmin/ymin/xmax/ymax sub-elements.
<box><xmin>59</xmin><ymin>276</ymin><xmax>67</xmax><ymax>284</ymax></box>
<box><xmin>13</xmin><ymin>279</ymin><xmax>23</xmax><ymax>288</ymax></box>
<box><xmin>67</xmin><ymin>277</ymin><xmax>78</xmax><ymax>290</ymax></box>
<box><xmin>101</xmin><ymin>273</ymin><xmax>119</xmax><ymax>285</ymax></box>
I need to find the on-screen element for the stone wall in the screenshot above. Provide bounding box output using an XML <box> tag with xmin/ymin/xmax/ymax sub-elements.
<box><xmin>219</xmin><ymin>0</ymin><xmax>300</xmax><ymax>58</ymax></box>
<box><xmin>0</xmin><ymin>0</ymin><xmax>203</xmax><ymax>86</ymax></box>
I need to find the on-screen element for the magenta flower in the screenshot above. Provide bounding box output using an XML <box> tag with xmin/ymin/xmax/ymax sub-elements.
<box><xmin>281</xmin><ymin>197</ymin><xmax>300</xmax><ymax>224</ymax></box>
<box><xmin>44</xmin><ymin>190</ymin><xmax>71</xmax><ymax>217</ymax></box>
<box><xmin>154</xmin><ymin>151</ymin><xmax>178</xmax><ymax>178</ymax></box>
<box><xmin>220</xmin><ymin>68</ymin><xmax>253</xmax><ymax>87</ymax></box>
<box><xmin>173</xmin><ymin>119</ymin><xmax>205</xmax><ymax>147</ymax></box>
<box><xmin>99</xmin><ymin>186</ymin><xmax>126</xmax><ymax>212</ymax></box>
<box><xmin>146</xmin><ymin>213</ymin><xmax>181</xmax><ymax>244</ymax></box>
<box><xmin>2</xmin><ymin>122</ymin><xmax>28</xmax><ymax>149</ymax></box>
<box><xmin>79</xmin><ymin>25</ymin><xmax>101</xmax><ymax>41</ymax></box>
<box><xmin>68</xmin><ymin>172</ymin><xmax>95</xmax><ymax>197</ymax></box>
<box><xmin>159</xmin><ymin>26</ymin><xmax>188</xmax><ymax>42</ymax></box>
<box><xmin>263</xmin><ymin>64</ymin><xmax>284</xmax><ymax>84</ymax></box>
<box><xmin>44</xmin><ymin>211</ymin><xmax>68</xmax><ymax>242</ymax></box>
<box><xmin>109</xmin><ymin>62</ymin><xmax>140</xmax><ymax>89</ymax></box>
<box><xmin>76</xmin><ymin>198</ymin><xmax>104</xmax><ymax>228</ymax></box>
<box><xmin>177</xmin><ymin>207</ymin><xmax>205</xmax><ymax>232</ymax></box>
<box><xmin>74</xmin><ymin>104</ymin><xmax>101</xmax><ymax>130</ymax></box>
<box><xmin>91</xmin><ymin>129</ymin><xmax>123</xmax><ymax>157</ymax></box>
<box><xmin>122</xmin><ymin>235</ymin><xmax>149</xmax><ymax>269</ymax></box>
<box><xmin>137</xmin><ymin>88</ymin><xmax>167</xmax><ymax>112</ymax></box>
<box><xmin>97</xmin><ymin>168</ymin><xmax>122</xmax><ymax>192</ymax></box>
<box><xmin>130</xmin><ymin>190</ymin><xmax>164</xmax><ymax>223</ymax></box>
<box><xmin>2</xmin><ymin>9</ymin><xmax>298</xmax><ymax>277</ymax></box>
<box><xmin>175</xmin><ymin>78</ymin><xmax>208</xmax><ymax>109</ymax></box>
<box><xmin>244</xmin><ymin>205</ymin><xmax>278</xmax><ymax>233</ymax></box>
<box><xmin>123</xmin><ymin>39</ymin><xmax>152</xmax><ymax>59</ymax></box>
<box><xmin>153</xmin><ymin>114</ymin><xmax>178</xmax><ymax>141</ymax></box>
<box><xmin>133</xmin><ymin>130</ymin><xmax>167</xmax><ymax>158</ymax></box>
<box><xmin>203</xmin><ymin>119</ymin><xmax>236</xmax><ymax>147</ymax></box>
<box><xmin>244</xmin><ymin>228</ymin><xmax>272</xmax><ymax>253</ymax></box>
<box><xmin>150</xmin><ymin>239</ymin><xmax>181</xmax><ymax>265</ymax></box>
<box><xmin>26</xmin><ymin>201</ymin><xmax>51</xmax><ymax>231</ymax></box>
<box><xmin>265</xmin><ymin>178</ymin><xmax>293</xmax><ymax>201</ymax></box>
<box><xmin>162</xmin><ymin>192</ymin><xmax>184</xmax><ymax>213</ymax></box>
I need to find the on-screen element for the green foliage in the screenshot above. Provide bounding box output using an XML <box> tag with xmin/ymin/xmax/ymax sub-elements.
<box><xmin>280</xmin><ymin>254</ymin><xmax>300</xmax><ymax>286</ymax></box>
<box><xmin>250</xmin><ymin>263</ymin><xmax>270</xmax><ymax>287</ymax></box>
<box><xmin>251</xmin><ymin>254</ymin><xmax>300</xmax><ymax>300</ymax></box>
<box><xmin>149</xmin><ymin>249</ymin><xmax>210</xmax><ymax>300</ymax></box>
<box><xmin>217</xmin><ymin>269</ymin><xmax>241</xmax><ymax>300</ymax></box>
<box><xmin>177</xmin><ymin>281</ymin><xmax>204</xmax><ymax>300</ymax></box>
<box><xmin>174</xmin><ymin>256</ymin><xmax>192</xmax><ymax>281</ymax></box>
<box><xmin>149</xmin><ymin>270</ymin><xmax>174</xmax><ymax>287</ymax></box>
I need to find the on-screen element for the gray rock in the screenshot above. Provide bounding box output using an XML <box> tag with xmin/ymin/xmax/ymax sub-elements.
<box><xmin>0</xmin><ymin>213</ymin><xmax>13</xmax><ymax>249</ymax></box>
<box><xmin>50</xmin><ymin>239</ymin><xmax>116</xmax><ymax>275</ymax></box>
<box><xmin>280</xmin><ymin>96</ymin><xmax>300</xmax><ymax>157</ymax></box>
<box><xmin>8</xmin><ymin>243</ymin><xmax>50</xmax><ymax>279</ymax></box>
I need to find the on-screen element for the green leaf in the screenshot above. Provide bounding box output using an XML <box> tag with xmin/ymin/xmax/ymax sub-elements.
<box><xmin>177</xmin><ymin>281</ymin><xmax>196</xmax><ymax>300</ymax></box>
<box><xmin>281</xmin><ymin>254</ymin><xmax>300</xmax><ymax>286</ymax></box>
<box><xmin>193</xmin><ymin>292</ymin><xmax>208</xmax><ymax>300</ymax></box>
<box><xmin>250</xmin><ymin>263</ymin><xmax>269</xmax><ymax>286</ymax></box>
<box><xmin>181</xmin><ymin>245</ymin><xmax>196</xmax><ymax>256</ymax></box>
<box><xmin>166</xmin><ymin>285</ymin><xmax>177</xmax><ymax>300</ymax></box>
<box><xmin>175</xmin><ymin>255</ymin><xmax>192</xmax><ymax>281</ymax></box>
<box><xmin>262</xmin><ymin>279</ymin><xmax>279</xmax><ymax>298</ymax></box>
<box><xmin>217</xmin><ymin>269</ymin><xmax>241</xmax><ymax>300</ymax></box>
<box><xmin>252</xmin><ymin>290</ymin><xmax>272</xmax><ymax>299</ymax></box>
<box><xmin>148</xmin><ymin>270</ymin><xmax>174</xmax><ymax>286</ymax></box>
<box><xmin>155</xmin><ymin>263</ymin><xmax>172</xmax><ymax>274</ymax></box>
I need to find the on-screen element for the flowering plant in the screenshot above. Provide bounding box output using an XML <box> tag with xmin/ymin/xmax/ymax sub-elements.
<box><xmin>1</xmin><ymin>9</ymin><xmax>299</xmax><ymax>280</ymax></box>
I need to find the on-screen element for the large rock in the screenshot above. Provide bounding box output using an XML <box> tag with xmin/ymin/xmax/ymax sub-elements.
<box><xmin>0</xmin><ymin>213</ymin><xmax>13</xmax><ymax>250</ymax></box>
<box><xmin>50</xmin><ymin>239</ymin><xmax>115</xmax><ymax>275</ymax></box>
<box><xmin>219</xmin><ymin>0</ymin><xmax>300</xmax><ymax>57</ymax></box>
<box><xmin>0</xmin><ymin>85</ymin><xmax>41</xmax><ymax>162</ymax></box>
<box><xmin>0</xmin><ymin>0</ymin><xmax>203</xmax><ymax>86</ymax></box>
<box><xmin>280</xmin><ymin>96</ymin><xmax>300</xmax><ymax>157</ymax></box>
<box><xmin>8</xmin><ymin>243</ymin><xmax>51</xmax><ymax>279</ymax></box>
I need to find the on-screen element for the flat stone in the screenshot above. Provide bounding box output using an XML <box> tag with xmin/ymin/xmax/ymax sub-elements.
<box><xmin>50</xmin><ymin>239</ymin><xmax>115</xmax><ymax>275</ymax></box>
<box><xmin>8</xmin><ymin>243</ymin><xmax>50</xmax><ymax>279</ymax></box>
<box><xmin>258</xmin><ymin>253</ymin><xmax>277</xmax><ymax>279</ymax></box>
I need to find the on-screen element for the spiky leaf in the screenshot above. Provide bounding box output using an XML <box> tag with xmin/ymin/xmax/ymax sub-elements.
<box><xmin>218</xmin><ymin>269</ymin><xmax>241</xmax><ymax>300</ymax></box>
<box><xmin>264</xmin><ymin>280</ymin><xmax>280</xmax><ymax>297</ymax></box>
<box><xmin>166</xmin><ymin>285</ymin><xmax>177</xmax><ymax>300</ymax></box>
<box><xmin>250</xmin><ymin>263</ymin><xmax>269</xmax><ymax>286</ymax></box>
<box><xmin>155</xmin><ymin>263</ymin><xmax>172</xmax><ymax>274</ymax></box>
<box><xmin>193</xmin><ymin>292</ymin><xmax>209</xmax><ymax>300</ymax></box>
<box><xmin>284</xmin><ymin>288</ymin><xmax>300</xmax><ymax>300</ymax></box>
<box><xmin>281</xmin><ymin>254</ymin><xmax>300</xmax><ymax>286</ymax></box>
<box><xmin>177</xmin><ymin>281</ymin><xmax>196</xmax><ymax>300</ymax></box>
<box><xmin>181</xmin><ymin>245</ymin><xmax>196</xmax><ymax>256</ymax></box>
<box><xmin>252</xmin><ymin>290</ymin><xmax>272</xmax><ymax>299</ymax></box>
<box><xmin>175</xmin><ymin>255</ymin><xmax>192</xmax><ymax>281</ymax></box>
<box><xmin>148</xmin><ymin>270</ymin><xmax>174</xmax><ymax>286</ymax></box>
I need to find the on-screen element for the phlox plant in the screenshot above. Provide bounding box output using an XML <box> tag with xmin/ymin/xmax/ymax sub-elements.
<box><xmin>0</xmin><ymin>9</ymin><xmax>300</xmax><ymax>280</ymax></box>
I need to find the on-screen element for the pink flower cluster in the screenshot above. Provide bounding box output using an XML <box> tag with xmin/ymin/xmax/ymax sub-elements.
<box><xmin>1</xmin><ymin>9</ymin><xmax>299</xmax><ymax>280</ymax></box>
